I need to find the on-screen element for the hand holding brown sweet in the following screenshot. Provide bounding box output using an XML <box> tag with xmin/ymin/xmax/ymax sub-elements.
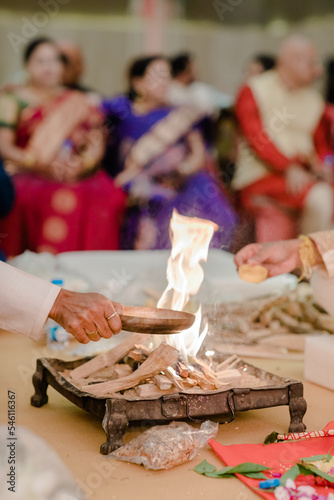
<box><xmin>238</xmin><ymin>264</ymin><xmax>268</xmax><ymax>284</ymax></box>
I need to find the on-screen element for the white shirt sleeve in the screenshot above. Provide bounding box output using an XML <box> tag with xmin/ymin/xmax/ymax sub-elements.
<box><xmin>0</xmin><ymin>261</ymin><xmax>61</xmax><ymax>340</ymax></box>
<box><xmin>310</xmin><ymin>266</ymin><xmax>334</xmax><ymax>316</ymax></box>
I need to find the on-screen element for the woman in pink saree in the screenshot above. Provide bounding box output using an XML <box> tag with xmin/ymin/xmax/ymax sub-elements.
<box><xmin>0</xmin><ymin>38</ymin><xmax>126</xmax><ymax>257</ymax></box>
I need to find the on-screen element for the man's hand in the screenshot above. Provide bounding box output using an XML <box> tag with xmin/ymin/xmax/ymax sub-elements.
<box><xmin>48</xmin><ymin>290</ymin><xmax>123</xmax><ymax>344</ymax></box>
<box><xmin>234</xmin><ymin>239</ymin><xmax>302</xmax><ymax>278</ymax></box>
<box><xmin>286</xmin><ymin>164</ymin><xmax>314</xmax><ymax>195</ymax></box>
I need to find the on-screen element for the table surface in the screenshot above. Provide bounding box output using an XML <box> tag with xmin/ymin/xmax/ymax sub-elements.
<box><xmin>0</xmin><ymin>330</ymin><xmax>333</xmax><ymax>500</ymax></box>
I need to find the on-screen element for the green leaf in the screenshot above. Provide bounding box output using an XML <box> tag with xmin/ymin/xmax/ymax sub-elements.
<box><xmin>300</xmin><ymin>447</ymin><xmax>333</xmax><ymax>464</ymax></box>
<box><xmin>193</xmin><ymin>460</ymin><xmax>270</xmax><ymax>480</ymax></box>
<box><xmin>205</xmin><ymin>472</ymin><xmax>234</xmax><ymax>478</ymax></box>
<box><xmin>243</xmin><ymin>472</ymin><xmax>268</xmax><ymax>479</ymax></box>
<box><xmin>280</xmin><ymin>464</ymin><xmax>302</xmax><ymax>485</ymax></box>
<box><xmin>301</xmin><ymin>453</ymin><xmax>328</xmax><ymax>462</ymax></box>
<box><xmin>226</xmin><ymin>463</ymin><xmax>270</xmax><ymax>474</ymax></box>
<box><xmin>326</xmin><ymin>447</ymin><xmax>334</xmax><ymax>462</ymax></box>
<box><xmin>194</xmin><ymin>460</ymin><xmax>217</xmax><ymax>475</ymax></box>
<box><xmin>214</xmin><ymin>466</ymin><xmax>234</xmax><ymax>476</ymax></box>
<box><xmin>264</xmin><ymin>431</ymin><xmax>279</xmax><ymax>445</ymax></box>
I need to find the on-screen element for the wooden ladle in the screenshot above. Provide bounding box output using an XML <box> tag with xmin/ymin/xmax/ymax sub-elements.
<box><xmin>119</xmin><ymin>306</ymin><xmax>195</xmax><ymax>335</ymax></box>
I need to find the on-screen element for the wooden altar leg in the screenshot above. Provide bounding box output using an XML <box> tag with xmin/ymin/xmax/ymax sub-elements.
<box><xmin>100</xmin><ymin>399</ymin><xmax>128</xmax><ymax>455</ymax></box>
<box><xmin>31</xmin><ymin>359</ymin><xmax>49</xmax><ymax>407</ymax></box>
<box><xmin>288</xmin><ymin>383</ymin><xmax>307</xmax><ymax>433</ymax></box>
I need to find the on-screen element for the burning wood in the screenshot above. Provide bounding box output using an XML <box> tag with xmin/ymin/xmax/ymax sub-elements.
<box><xmin>127</xmin><ymin>346</ymin><xmax>150</xmax><ymax>363</ymax></box>
<box><xmin>70</xmin><ymin>333</ymin><xmax>147</xmax><ymax>380</ymax></box>
<box><xmin>68</xmin><ymin>211</ymin><xmax>244</xmax><ymax>398</ymax></box>
<box><xmin>82</xmin><ymin>343</ymin><xmax>179</xmax><ymax>396</ymax></box>
<box><xmin>67</xmin><ymin>334</ymin><xmax>243</xmax><ymax>398</ymax></box>
<box><xmin>135</xmin><ymin>384</ymin><xmax>176</xmax><ymax>398</ymax></box>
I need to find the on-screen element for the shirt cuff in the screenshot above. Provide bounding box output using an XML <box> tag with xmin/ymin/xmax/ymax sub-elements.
<box><xmin>308</xmin><ymin>231</ymin><xmax>334</xmax><ymax>278</ymax></box>
<box><xmin>29</xmin><ymin>284</ymin><xmax>61</xmax><ymax>341</ymax></box>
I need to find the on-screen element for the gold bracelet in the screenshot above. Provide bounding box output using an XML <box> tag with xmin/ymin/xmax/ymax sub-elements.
<box><xmin>298</xmin><ymin>235</ymin><xmax>318</xmax><ymax>280</ymax></box>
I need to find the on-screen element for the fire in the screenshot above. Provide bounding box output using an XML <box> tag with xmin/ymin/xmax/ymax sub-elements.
<box><xmin>157</xmin><ymin>210</ymin><xmax>218</xmax><ymax>362</ymax></box>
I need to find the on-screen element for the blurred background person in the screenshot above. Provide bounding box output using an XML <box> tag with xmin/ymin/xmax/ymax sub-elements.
<box><xmin>232</xmin><ymin>34</ymin><xmax>334</xmax><ymax>243</ymax></box>
<box><xmin>168</xmin><ymin>52</ymin><xmax>233</xmax><ymax>114</ymax></box>
<box><xmin>0</xmin><ymin>157</ymin><xmax>15</xmax><ymax>261</ymax></box>
<box><xmin>234</xmin><ymin>230</ymin><xmax>334</xmax><ymax>317</ymax></box>
<box><xmin>244</xmin><ymin>53</ymin><xmax>276</xmax><ymax>80</ymax></box>
<box><xmin>0</xmin><ymin>37</ymin><xmax>126</xmax><ymax>258</ymax></box>
<box><xmin>57</xmin><ymin>38</ymin><xmax>95</xmax><ymax>94</ymax></box>
<box><xmin>101</xmin><ymin>55</ymin><xmax>238</xmax><ymax>250</ymax></box>
<box><xmin>324</xmin><ymin>57</ymin><xmax>334</xmax><ymax>152</ymax></box>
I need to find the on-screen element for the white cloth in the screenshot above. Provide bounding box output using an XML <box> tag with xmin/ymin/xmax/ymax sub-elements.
<box><xmin>0</xmin><ymin>261</ymin><xmax>60</xmax><ymax>340</ymax></box>
<box><xmin>311</xmin><ymin>267</ymin><xmax>334</xmax><ymax>317</ymax></box>
<box><xmin>168</xmin><ymin>81</ymin><xmax>233</xmax><ymax>114</ymax></box>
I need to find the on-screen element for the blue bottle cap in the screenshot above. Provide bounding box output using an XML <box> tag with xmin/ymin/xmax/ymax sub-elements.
<box><xmin>259</xmin><ymin>478</ymin><xmax>280</xmax><ymax>489</ymax></box>
<box><xmin>51</xmin><ymin>279</ymin><xmax>64</xmax><ymax>286</ymax></box>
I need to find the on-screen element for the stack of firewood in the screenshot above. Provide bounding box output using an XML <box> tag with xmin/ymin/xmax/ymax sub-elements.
<box><xmin>200</xmin><ymin>284</ymin><xmax>334</xmax><ymax>359</ymax></box>
<box><xmin>66</xmin><ymin>333</ymin><xmax>243</xmax><ymax>399</ymax></box>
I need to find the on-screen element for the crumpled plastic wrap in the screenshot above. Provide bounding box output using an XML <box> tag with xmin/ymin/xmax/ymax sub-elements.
<box><xmin>108</xmin><ymin>420</ymin><xmax>218</xmax><ymax>470</ymax></box>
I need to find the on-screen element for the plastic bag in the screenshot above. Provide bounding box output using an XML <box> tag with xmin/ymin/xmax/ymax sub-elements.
<box><xmin>108</xmin><ymin>420</ymin><xmax>218</xmax><ymax>470</ymax></box>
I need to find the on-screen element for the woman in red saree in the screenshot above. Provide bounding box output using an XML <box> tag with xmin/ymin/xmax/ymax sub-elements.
<box><xmin>0</xmin><ymin>37</ymin><xmax>126</xmax><ymax>257</ymax></box>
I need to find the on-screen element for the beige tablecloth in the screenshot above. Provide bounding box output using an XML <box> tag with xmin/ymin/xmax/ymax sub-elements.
<box><xmin>1</xmin><ymin>330</ymin><xmax>333</xmax><ymax>500</ymax></box>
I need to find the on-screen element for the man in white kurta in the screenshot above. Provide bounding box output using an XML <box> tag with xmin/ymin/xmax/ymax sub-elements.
<box><xmin>0</xmin><ymin>261</ymin><xmax>122</xmax><ymax>342</ymax></box>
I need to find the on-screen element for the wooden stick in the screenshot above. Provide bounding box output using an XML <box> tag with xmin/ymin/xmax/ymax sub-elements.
<box><xmin>165</xmin><ymin>368</ymin><xmax>198</xmax><ymax>390</ymax></box>
<box><xmin>216</xmin><ymin>354</ymin><xmax>239</xmax><ymax>371</ymax></box>
<box><xmin>114</xmin><ymin>364</ymin><xmax>133</xmax><ymax>378</ymax></box>
<box><xmin>216</xmin><ymin>369</ymin><xmax>242</xmax><ymax>386</ymax></box>
<box><xmin>176</xmin><ymin>361</ymin><xmax>189</xmax><ymax>378</ymax></box>
<box><xmin>188</xmin><ymin>368</ymin><xmax>216</xmax><ymax>391</ymax></box>
<box><xmin>135</xmin><ymin>384</ymin><xmax>176</xmax><ymax>398</ymax></box>
<box><xmin>127</xmin><ymin>348</ymin><xmax>148</xmax><ymax>363</ymax></box>
<box><xmin>82</xmin><ymin>343</ymin><xmax>179</xmax><ymax>396</ymax></box>
<box><xmin>215</xmin><ymin>343</ymin><xmax>304</xmax><ymax>360</ymax></box>
<box><xmin>164</xmin><ymin>367</ymin><xmax>186</xmax><ymax>390</ymax></box>
<box><xmin>70</xmin><ymin>333</ymin><xmax>147</xmax><ymax>380</ymax></box>
<box><xmin>153</xmin><ymin>374</ymin><xmax>172</xmax><ymax>390</ymax></box>
<box><xmin>193</xmin><ymin>357</ymin><xmax>219</xmax><ymax>385</ymax></box>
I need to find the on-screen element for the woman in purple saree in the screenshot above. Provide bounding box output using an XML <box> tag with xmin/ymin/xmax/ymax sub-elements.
<box><xmin>102</xmin><ymin>56</ymin><xmax>238</xmax><ymax>250</ymax></box>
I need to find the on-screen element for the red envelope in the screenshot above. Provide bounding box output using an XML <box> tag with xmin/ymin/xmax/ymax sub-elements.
<box><xmin>209</xmin><ymin>421</ymin><xmax>334</xmax><ymax>499</ymax></box>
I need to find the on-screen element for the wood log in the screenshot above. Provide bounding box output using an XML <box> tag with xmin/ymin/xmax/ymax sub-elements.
<box><xmin>114</xmin><ymin>364</ymin><xmax>133</xmax><ymax>378</ymax></box>
<box><xmin>215</xmin><ymin>342</ymin><xmax>303</xmax><ymax>360</ymax></box>
<box><xmin>82</xmin><ymin>343</ymin><xmax>179</xmax><ymax>396</ymax></box>
<box><xmin>192</xmin><ymin>357</ymin><xmax>218</xmax><ymax>385</ymax></box>
<box><xmin>164</xmin><ymin>368</ymin><xmax>185</xmax><ymax>390</ymax></box>
<box><xmin>258</xmin><ymin>333</ymin><xmax>311</xmax><ymax>352</ymax></box>
<box><xmin>176</xmin><ymin>361</ymin><xmax>189</xmax><ymax>378</ymax></box>
<box><xmin>153</xmin><ymin>374</ymin><xmax>172</xmax><ymax>390</ymax></box>
<box><xmin>127</xmin><ymin>348</ymin><xmax>148</xmax><ymax>363</ymax></box>
<box><xmin>164</xmin><ymin>368</ymin><xmax>198</xmax><ymax>390</ymax></box>
<box><xmin>135</xmin><ymin>384</ymin><xmax>177</xmax><ymax>398</ymax></box>
<box><xmin>273</xmin><ymin>309</ymin><xmax>313</xmax><ymax>333</ymax></box>
<box><xmin>216</xmin><ymin>354</ymin><xmax>239</xmax><ymax>371</ymax></box>
<box><xmin>188</xmin><ymin>368</ymin><xmax>216</xmax><ymax>391</ymax></box>
<box><xmin>215</xmin><ymin>369</ymin><xmax>242</xmax><ymax>385</ymax></box>
<box><xmin>70</xmin><ymin>333</ymin><xmax>147</xmax><ymax>380</ymax></box>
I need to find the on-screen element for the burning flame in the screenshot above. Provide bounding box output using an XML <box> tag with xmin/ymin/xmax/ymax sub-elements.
<box><xmin>157</xmin><ymin>210</ymin><xmax>218</xmax><ymax>362</ymax></box>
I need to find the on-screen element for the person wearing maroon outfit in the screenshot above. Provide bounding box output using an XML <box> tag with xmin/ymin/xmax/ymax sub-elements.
<box><xmin>233</xmin><ymin>35</ymin><xmax>334</xmax><ymax>242</ymax></box>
